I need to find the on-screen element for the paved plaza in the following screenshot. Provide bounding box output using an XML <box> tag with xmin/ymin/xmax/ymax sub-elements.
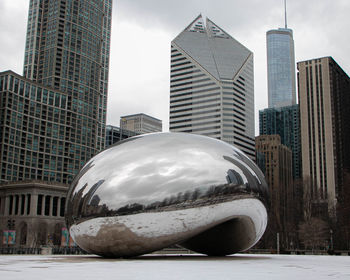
<box><xmin>0</xmin><ymin>254</ymin><xmax>349</xmax><ymax>280</ymax></box>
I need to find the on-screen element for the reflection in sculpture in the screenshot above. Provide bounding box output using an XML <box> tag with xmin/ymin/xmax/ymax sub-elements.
<box><xmin>65</xmin><ymin>133</ymin><xmax>269</xmax><ymax>257</ymax></box>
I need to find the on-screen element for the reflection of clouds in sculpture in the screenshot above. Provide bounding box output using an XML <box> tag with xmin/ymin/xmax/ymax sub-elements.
<box><xmin>66</xmin><ymin>133</ymin><xmax>269</xmax><ymax>258</ymax></box>
<box><xmin>83</xmin><ymin>137</ymin><xmax>236</xmax><ymax>209</ymax></box>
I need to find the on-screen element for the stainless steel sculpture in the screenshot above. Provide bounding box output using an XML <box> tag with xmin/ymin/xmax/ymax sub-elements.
<box><xmin>66</xmin><ymin>133</ymin><xmax>269</xmax><ymax>257</ymax></box>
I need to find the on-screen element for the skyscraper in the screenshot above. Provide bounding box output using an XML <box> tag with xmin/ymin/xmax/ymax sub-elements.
<box><xmin>259</xmin><ymin>104</ymin><xmax>301</xmax><ymax>179</ymax></box>
<box><xmin>169</xmin><ymin>15</ymin><xmax>255</xmax><ymax>159</ymax></box>
<box><xmin>266</xmin><ymin>1</ymin><xmax>296</xmax><ymax>108</ymax></box>
<box><xmin>260</xmin><ymin>0</ymin><xmax>299</xmax><ymax>176</ymax></box>
<box><xmin>21</xmin><ymin>0</ymin><xmax>112</xmax><ymax>182</ymax></box>
<box><xmin>0</xmin><ymin>0</ymin><xmax>112</xmax><ymax>248</ymax></box>
<box><xmin>298</xmin><ymin>57</ymin><xmax>350</xmax><ymax>218</ymax></box>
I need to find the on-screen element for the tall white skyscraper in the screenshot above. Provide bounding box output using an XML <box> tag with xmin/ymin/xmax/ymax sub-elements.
<box><xmin>266</xmin><ymin>1</ymin><xmax>296</xmax><ymax>108</ymax></box>
<box><xmin>169</xmin><ymin>15</ymin><xmax>255</xmax><ymax>159</ymax></box>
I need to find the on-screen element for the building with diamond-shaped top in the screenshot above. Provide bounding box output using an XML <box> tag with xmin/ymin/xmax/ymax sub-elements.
<box><xmin>169</xmin><ymin>15</ymin><xmax>255</xmax><ymax>159</ymax></box>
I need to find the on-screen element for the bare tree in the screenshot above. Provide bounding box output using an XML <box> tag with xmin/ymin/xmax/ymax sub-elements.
<box><xmin>298</xmin><ymin>176</ymin><xmax>330</xmax><ymax>250</ymax></box>
<box><xmin>302</xmin><ymin>176</ymin><xmax>312</xmax><ymax>221</ymax></box>
<box><xmin>298</xmin><ymin>217</ymin><xmax>330</xmax><ymax>250</ymax></box>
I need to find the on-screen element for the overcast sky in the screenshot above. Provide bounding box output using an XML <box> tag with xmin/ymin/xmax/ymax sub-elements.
<box><xmin>0</xmin><ymin>0</ymin><xmax>349</xmax><ymax>135</ymax></box>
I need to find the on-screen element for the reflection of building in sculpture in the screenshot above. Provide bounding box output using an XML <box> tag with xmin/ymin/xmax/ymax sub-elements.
<box><xmin>255</xmin><ymin>135</ymin><xmax>294</xmax><ymax>250</ymax></box>
<box><xmin>66</xmin><ymin>132</ymin><xmax>268</xmax><ymax>257</ymax></box>
<box><xmin>169</xmin><ymin>15</ymin><xmax>255</xmax><ymax>160</ymax></box>
<box><xmin>120</xmin><ymin>113</ymin><xmax>162</xmax><ymax>134</ymax></box>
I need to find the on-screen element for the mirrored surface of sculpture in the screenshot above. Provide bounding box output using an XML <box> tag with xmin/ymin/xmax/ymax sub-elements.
<box><xmin>65</xmin><ymin>133</ymin><xmax>269</xmax><ymax>257</ymax></box>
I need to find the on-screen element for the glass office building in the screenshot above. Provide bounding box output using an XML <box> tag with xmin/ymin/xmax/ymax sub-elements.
<box><xmin>105</xmin><ymin>125</ymin><xmax>139</xmax><ymax>147</ymax></box>
<box><xmin>266</xmin><ymin>28</ymin><xmax>296</xmax><ymax>108</ymax></box>
<box><xmin>0</xmin><ymin>0</ymin><xmax>112</xmax><ymax>184</ymax></box>
<box><xmin>170</xmin><ymin>15</ymin><xmax>255</xmax><ymax>159</ymax></box>
<box><xmin>259</xmin><ymin>104</ymin><xmax>301</xmax><ymax>179</ymax></box>
<box><xmin>22</xmin><ymin>0</ymin><xmax>112</xmax><ymax>181</ymax></box>
<box><xmin>0</xmin><ymin>71</ymin><xmax>72</xmax><ymax>183</ymax></box>
<box><xmin>0</xmin><ymin>0</ymin><xmax>113</xmax><ymax>249</ymax></box>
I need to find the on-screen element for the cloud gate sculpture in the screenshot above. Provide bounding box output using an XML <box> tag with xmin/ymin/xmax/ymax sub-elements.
<box><xmin>65</xmin><ymin>133</ymin><xmax>269</xmax><ymax>257</ymax></box>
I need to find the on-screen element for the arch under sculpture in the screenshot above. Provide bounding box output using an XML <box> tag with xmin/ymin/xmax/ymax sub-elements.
<box><xmin>65</xmin><ymin>133</ymin><xmax>269</xmax><ymax>257</ymax></box>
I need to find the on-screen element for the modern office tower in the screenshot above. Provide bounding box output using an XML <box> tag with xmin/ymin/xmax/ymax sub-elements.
<box><xmin>0</xmin><ymin>71</ymin><xmax>71</xmax><ymax>183</ymax></box>
<box><xmin>266</xmin><ymin>28</ymin><xmax>296</xmax><ymax>108</ymax></box>
<box><xmin>170</xmin><ymin>15</ymin><xmax>255</xmax><ymax>159</ymax></box>
<box><xmin>259</xmin><ymin>104</ymin><xmax>301</xmax><ymax>179</ymax></box>
<box><xmin>298</xmin><ymin>57</ymin><xmax>350</xmax><ymax>218</ymax></box>
<box><xmin>0</xmin><ymin>0</ymin><xmax>112</xmax><ymax>249</ymax></box>
<box><xmin>266</xmin><ymin>1</ymin><xmax>296</xmax><ymax>108</ymax></box>
<box><xmin>120</xmin><ymin>113</ymin><xmax>162</xmax><ymax>134</ymax></box>
<box><xmin>105</xmin><ymin>125</ymin><xmax>139</xmax><ymax>147</ymax></box>
<box><xmin>255</xmin><ymin>135</ymin><xmax>294</xmax><ymax>249</ymax></box>
<box><xmin>23</xmin><ymin>0</ymin><xmax>112</xmax><ymax>178</ymax></box>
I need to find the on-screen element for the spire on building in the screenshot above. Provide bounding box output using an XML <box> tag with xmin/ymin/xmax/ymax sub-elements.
<box><xmin>284</xmin><ymin>0</ymin><xmax>288</xmax><ymax>28</ymax></box>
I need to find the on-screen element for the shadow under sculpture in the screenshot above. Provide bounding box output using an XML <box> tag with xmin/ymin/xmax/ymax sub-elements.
<box><xmin>65</xmin><ymin>133</ymin><xmax>269</xmax><ymax>257</ymax></box>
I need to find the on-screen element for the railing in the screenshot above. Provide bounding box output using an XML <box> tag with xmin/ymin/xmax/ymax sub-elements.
<box><xmin>0</xmin><ymin>247</ymin><xmax>87</xmax><ymax>255</ymax></box>
<box><xmin>0</xmin><ymin>246</ymin><xmax>348</xmax><ymax>256</ymax></box>
<box><xmin>0</xmin><ymin>247</ymin><xmax>42</xmax><ymax>254</ymax></box>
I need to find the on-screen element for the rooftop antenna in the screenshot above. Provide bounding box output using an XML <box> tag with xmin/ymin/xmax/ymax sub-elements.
<box><xmin>284</xmin><ymin>0</ymin><xmax>288</xmax><ymax>28</ymax></box>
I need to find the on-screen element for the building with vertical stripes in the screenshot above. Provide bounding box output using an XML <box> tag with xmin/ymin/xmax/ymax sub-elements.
<box><xmin>298</xmin><ymin>57</ymin><xmax>350</xmax><ymax>218</ymax></box>
<box><xmin>169</xmin><ymin>15</ymin><xmax>255</xmax><ymax>159</ymax></box>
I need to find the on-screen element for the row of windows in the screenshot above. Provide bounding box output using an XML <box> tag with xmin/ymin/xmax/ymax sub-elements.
<box><xmin>170</xmin><ymin>92</ymin><xmax>220</xmax><ymax>105</ymax></box>
<box><xmin>170</xmin><ymin>82</ymin><xmax>216</xmax><ymax>93</ymax></box>
<box><xmin>170</xmin><ymin>114</ymin><xmax>220</xmax><ymax>125</ymax></box>
<box><xmin>170</xmin><ymin>109</ymin><xmax>221</xmax><ymax>120</ymax></box>
<box><xmin>171</xmin><ymin>86</ymin><xmax>221</xmax><ymax>99</ymax></box>
<box><xmin>4</xmin><ymin>193</ymin><xmax>65</xmax><ymax>218</ymax></box>
<box><xmin>171</xmin><ymin>120</ymin><xmax>220</xmax><ymax>130</ymax></box>
<box><xmin>0</xmin><ymin>75</ymin><xmax>68</xmax><ymax>109</ymax></box>
<box><xmin>170</xmin><ymin>97</ymin><xmax>220</xmax><ymax>109</ymax></box>
<box><xmin>170</xmin><ymin>103</ymin><xmax>221</xmax><ymax>114</ymax></box>
<box><xmin>170</xmin><ymin>77</ymin><xmax>210</xmax><ymax>89</ymax></box>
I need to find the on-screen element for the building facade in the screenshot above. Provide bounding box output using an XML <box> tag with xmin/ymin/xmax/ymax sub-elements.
<box><xmin>105</xmin><ymin>125</ymin><xmax>139</xmax><ymax>147</ymax></box>
<box><xmin>259</xmin><ymin>104</ymin><xmax>301</xmax><ymax>179</ymax></box>
<box><xmin>120</xmin><ymin>113</ymin><xmax>162</xmax><ymax>134</ymax></box>
<box><xmin>23</xmin><ymin>0</ymin><xmax>112</xmax><ymax>177</ymax></box>
<box><xmin>298</xmin><ymin>57</ymin><xmax>350</xmax><ymax>218</ymax></box>
<box><xmin>0</xmin><ymin>71</ymin><xmax>73</xmax><ymax>184</ymax></box>
<box><xmin>0</xmin><ymin>0</ymin><xmax>112</xmax><ymax>249</ymax></box>
<box><xmin>255</xmin><ymin>135</ymin><xmax>294</xmax><ymax>250</ymax></box>
<box><xmin>169</xmin><ymin>15</ymin><xmax>255</xmax><ymax>159</ymax></box>
<box><xmin>267</xmin><ymin>28</ymin><xmax>296</xmax><ymax>108</ymax></box>
<box><xmin>0</xmin><ymin>181</ymin><xmax>68</xmax><ymax>248</ymax></box>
